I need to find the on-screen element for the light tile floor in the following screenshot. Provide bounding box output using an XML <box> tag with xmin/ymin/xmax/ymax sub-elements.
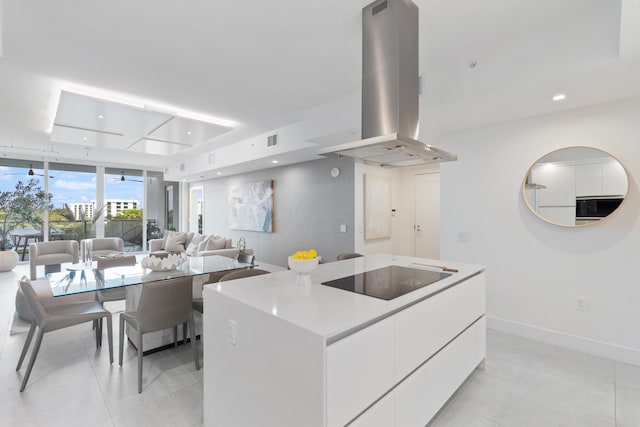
<box><xmin>1</xmin><ymin>263</ymin><xmax>639</xmax><ymax>426</ymax></box>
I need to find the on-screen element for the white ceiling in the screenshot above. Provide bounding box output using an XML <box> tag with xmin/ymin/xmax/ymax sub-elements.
<box><xmin>51</xmin><ymin>91</ymin><xmax>233</xmax><ymax>155</ymax></box>
<box><xmin>1</xmin><ymin>0</ymin><xmax>639</xmax><ymax>175</ymax></box>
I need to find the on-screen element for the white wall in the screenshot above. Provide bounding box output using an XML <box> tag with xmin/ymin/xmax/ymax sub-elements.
<box><xmin>439</xmin><ymin>97</ymin><xmax>640</xmax><ymax>364</ymax></box>
<box><xmin>198</xmin><ymin>158</ymin><xmax>355</xmax><ymax>267</ymax></box>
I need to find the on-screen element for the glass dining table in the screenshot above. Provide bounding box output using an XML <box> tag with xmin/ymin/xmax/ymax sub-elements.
<box><xmin>47</xmin><ymin>254</ymin><xmax>254</xmax><ymax>297</ymax></box>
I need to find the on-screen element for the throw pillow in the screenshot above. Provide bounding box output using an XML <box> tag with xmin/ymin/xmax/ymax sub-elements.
<box><xmin>185</xmin><ymin>242</ymin><xmax>198</xmax><ymax>256</ymax></box>
<box><xmin>165</xmin><ymin>231</ymin><xmax>187</xmax><ymax>252</ymax></box>
<box><xmin>224</xmin><ymin>238</ymin><xmax>233</xmax><ymax>249</ymax></box>
<box><xmin>161</xmin><ymin>229</ymin><xmax>173</xmax><ymax>250</ymax></box>
<box><xmin>203</xmin><ymin>238</ymin><xmax>226</xmax><ymax>251</ymax></box>
<box><xmin>186</xmin><ymin>233</ymin><xmax>207</xmax><ymax>256</ymax></box>
<box><xmin>196</xmin><ymin>234</ymin><xmax>212</xmax><ymax>253</ymax></box>
<box><xmin>185</xmin><ymin>232</ymin><xmax>195</xmax><ymax>248</ymax></box>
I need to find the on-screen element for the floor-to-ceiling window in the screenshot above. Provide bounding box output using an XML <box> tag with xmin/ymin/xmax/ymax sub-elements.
<box><xmin>1</xmin><ymin>157</ymin><xmax>169</xmax><ymax>255</ymax></box>
<box><xmin>47</xmin><ymin>163</ymin><xmax>97</xmax><ymax>242</ymax></box>
<box><xmin>105</xmin><ymin>168</ymin><xmax>144</xmax><ymax>252</ymax></box>
<box><xmin>0</xmin><ymin>159</ymin><xmax>47</xmax><ymax>258</ymax></box>
<box><xmin>146</xmin><ymin>171</ymin><xmax>165</xmax><ymax>241</ymax></box>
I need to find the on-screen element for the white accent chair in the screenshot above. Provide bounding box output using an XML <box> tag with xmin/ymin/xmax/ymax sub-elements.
<box><xmin>29</xmin><ymin>240</ymin><xmax>79</xmax><ymax>280</ymax></box>
<box><xmin>82</xmin><ymin>237</ymin><xmax>124</xmax><ymax>261</ymax></box>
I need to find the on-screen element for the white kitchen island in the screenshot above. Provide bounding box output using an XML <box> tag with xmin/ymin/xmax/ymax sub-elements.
<box><xmin>203</xmin><ymin>254</ymin><xmax>485</xmax><ymax>427</ymax></box>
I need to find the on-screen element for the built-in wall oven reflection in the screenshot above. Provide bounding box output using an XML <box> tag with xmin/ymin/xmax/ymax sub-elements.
<box><xmin>575</xmin><ymin>197</ymin><xmax>623</xmax><ymax>221</ymax></box>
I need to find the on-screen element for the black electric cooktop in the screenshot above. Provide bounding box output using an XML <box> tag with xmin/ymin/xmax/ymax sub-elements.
<box><xmin>321</xmin><ymin>266</ymin><xmax>451</xmax><ymax>301</ymax></box>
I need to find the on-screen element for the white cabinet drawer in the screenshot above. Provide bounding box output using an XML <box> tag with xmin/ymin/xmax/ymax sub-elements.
<box><xmin>394</xmin><ymin>317</ymin><xmax>486</xmax><ymax>427</ymax></box>
<box><xmin>349</xmin><ymin>392</ymin><xmax>394</xmax><ymax>427</ymax></box>
<box><xmin>327</xmin><ymin>317</ymin><xmax>394</xmax><ymax>427</ymax></box>
<box><xmin>394</xmin><ymin>273</ymin><xmax>485</xmax><ymax>380</ymax></box>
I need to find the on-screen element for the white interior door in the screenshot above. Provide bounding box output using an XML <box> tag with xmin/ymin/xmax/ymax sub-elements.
<box><xmin>414</xmin><ymin>173</ymin><xmax>440</xmax><ymax>259</ymax></box>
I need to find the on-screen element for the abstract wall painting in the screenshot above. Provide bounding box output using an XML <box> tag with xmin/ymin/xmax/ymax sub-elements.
<box><xmin>229</xmin><ymin>180</ymin><xmax>274</xmax><ymax>232</ymax></box>
<box><xmin>364</xmin><ymin>174</ymin><xmax>391</xmax><ymax>240</ymax></box>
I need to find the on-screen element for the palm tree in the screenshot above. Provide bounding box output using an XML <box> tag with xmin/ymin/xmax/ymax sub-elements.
<box><xmin>61</xmin><ymin>202</ymin><xmax>105</xmax><ymax>240</ymax></box>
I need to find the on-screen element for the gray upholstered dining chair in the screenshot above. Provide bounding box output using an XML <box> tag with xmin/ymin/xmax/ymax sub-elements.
<box><xmin>119</xmin><ymin>276</ymin><xmax>200</xmax><ymax>393</ymax></box>
<box><xmin>96</xmin><ymin>255</ymin><xmax>137</xmax><ymax>303</ymax></box>
<box><xmin>94</xmin><ymin>255</ymin><xmax>137</xmax><ymax>346</ymax></box>
<box><xmin>219</xmin><ymin>268</ymin><xmax>270</xmax><ymax>282</ymax></box>
<box><xmin>237</xmin><ymin>251</ymin><xmax>255</xmax><ymax>265</ymax></box>
<box><xmin>192</xmin><ymin>271</ymin><xmax>229</xmax><ymax>314</ymax></box>
<box><xmin>16</xmin><ymin>276</ymin><xmax>113</xmax><ymax>392</ymax></box>
<box><xmin>337</xmin><ymin>252</ymin><xmax>364</xmax><ymax>261</ymax></box>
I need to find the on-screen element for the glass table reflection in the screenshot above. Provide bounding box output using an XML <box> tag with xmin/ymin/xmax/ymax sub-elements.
<box><xmin>47</xmin><ymin>255</ymin><xmax>254</xmax><ymax>297</ymax></box>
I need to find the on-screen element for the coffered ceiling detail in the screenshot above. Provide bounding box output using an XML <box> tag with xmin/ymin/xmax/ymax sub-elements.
<box><xmin>50</xmin><ymin>91</ymin><xmax>233</xmax><ymax>155</ymax></box>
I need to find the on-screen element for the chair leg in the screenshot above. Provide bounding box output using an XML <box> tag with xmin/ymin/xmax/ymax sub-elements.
<box><xmin>189</xmin><ymin>317</ymin><xmax>200</xmax><ymax>370</ymax></box>
<box><xmin>16</xmin><ymin>323</ymin><xmax>36</xmax><ymax>371</ymax></box>
<box><xmin>119</xmin><ymin>316</ymin><xmax>125</xmax><ymax>366</ymax></box>
<box><xmin>137</xmin><ymin>329</ymin><xmax>143</xmax><ymax>393</ymax></box>
<box><xmin>95</xmin><ymin>318</ymin><xmax>103</xmax><ymax>348</ymax></box>
<box><xmin>183</xmin><ymin>323</ymin><xmax>188</xmax><ymax>345</ymax></box>
<box><xmin>20</xmin><ymin>329</ymin><xmax>45</xmax><ymax>392</ymax></box>
<box><xmin>105</xmin><ymin>314</ymin><xmax>114</xmax><ymax>364</ymax></box>
<box><xmin>173</xmin><ymin>325</ymin><xmax>178</xmax><ymax>347</ymax></box>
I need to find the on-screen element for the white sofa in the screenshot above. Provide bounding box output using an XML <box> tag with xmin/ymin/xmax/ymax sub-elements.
<box><xmin>148</xmin><ymin>231</ymin><xmax>246</xmax><ymax>259</ymax></box>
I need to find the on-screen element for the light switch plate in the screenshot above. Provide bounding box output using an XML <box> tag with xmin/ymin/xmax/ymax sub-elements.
<box><xmin>228</xmin><ymin>319</ymin><xmax>237</xmax><ymax>345</ymax></box>
<box><xmin>340</xmin><ymin>224</ymin><xmax>347</xmax><ymax>233</ymax></box>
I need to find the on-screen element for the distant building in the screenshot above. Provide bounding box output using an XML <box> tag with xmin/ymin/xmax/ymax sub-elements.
<box><xmin>105</xmin><ymin>199</ymin><xmax>138</xmax><ymax>217</ymax></box>
<box><xmin>67</xmin><ymin>202</ymin><xmax>94</xmax><ymax>220</ymax></box>
<box><xmin>67</xmin><ymin>199</ymin><xmax>139</xmax><ymax>220</ymax></box>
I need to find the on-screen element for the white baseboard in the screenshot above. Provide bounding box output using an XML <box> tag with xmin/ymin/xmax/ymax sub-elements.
<box><xmin>487</xmin><ymin>316</ymin><xmax>640</xmax><ymax>366</ymax></box>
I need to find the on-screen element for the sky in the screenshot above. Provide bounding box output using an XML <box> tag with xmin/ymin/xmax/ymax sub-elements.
<box><xmin>0</xmin><ymin>166</ymin><xmax>144</xmax><ymax>209</ymax></box>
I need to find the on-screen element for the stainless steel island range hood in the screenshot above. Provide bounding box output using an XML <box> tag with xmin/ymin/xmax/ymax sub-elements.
<box><xmin>317</xmin><ymin>0</ymin><xmax>457</xmax><ymax>167</ymax></box>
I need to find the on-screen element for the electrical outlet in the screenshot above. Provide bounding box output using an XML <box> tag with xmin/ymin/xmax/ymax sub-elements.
<box><xmin>228</xmin><ymin>319</ymin><xmax>237</xmax><ymax>345</ymax></box>
<box><xmin>576</xmin><ymin>297</ymin><xmax>586</xmax><ymax>312</ymax></box>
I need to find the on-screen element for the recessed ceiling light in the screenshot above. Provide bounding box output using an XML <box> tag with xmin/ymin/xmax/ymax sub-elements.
<box><xmin>186</xmin><ymin>131</ymin><xmax>192</xmax><ymax>135</ymax></box>
<box><xmin>216</xmin><ymin>171</ymin><xmax>222</xmax><ymax>175</ymax></box>
<box><xmin>272</xmin><ymin>160</ymin><xmax>279</xmax><ymax>164</ymax></box>
<box><xmin>82</xmin><ymin>137</ymin><xmax>88</xmax><ymax>141</ymax></box>
<box><xmin>552</xmin><ymin>93</ymin><xmax>566</xmax><ymax>102</ymax></box>
<box><xmin>97</xmin><ymin>114</ymin><xmax>104</xmax><ymax>119</ymax></box>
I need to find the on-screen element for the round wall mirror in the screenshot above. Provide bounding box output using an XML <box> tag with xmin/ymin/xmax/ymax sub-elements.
<box><xmin>522</xmin><ymin>147</ymin><xmax>628</xmax><ymax>227</ymax></box>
